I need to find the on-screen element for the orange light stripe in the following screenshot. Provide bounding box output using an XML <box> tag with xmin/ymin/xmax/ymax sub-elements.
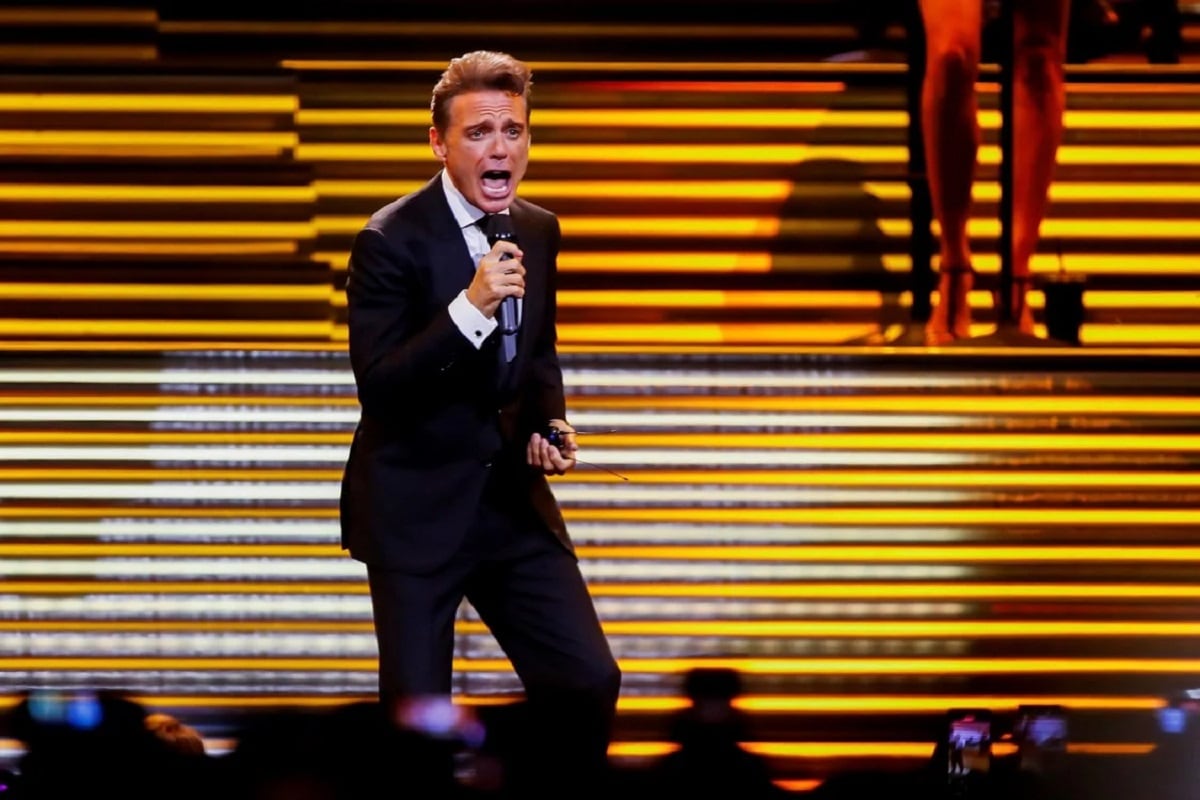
<box><xmin>0</xmin><ymin>395</ymin><xmax>357</xmax><ymax>407</ymax></box>
<box><xmin>553</xmin><ymin>432</ymin><xmax>1200</xmax><ymax>451</ymax></box>
<box><xmin>574</xmin><ymin>545</ymin><xmax>1200</xmax><ymax>562</ymax></box>
<box><xmin>1</xmin><ymin>657</ymin><xmax>1198</xmax><ymax>674</ymax></box>
<box><xmin>0</xmin><ymin>431</ymin><xmax>349</xmax><ymax>443</ymax></box>
<box><xmin>0</xmin><ymin>507</ymin><xmax>338</xmax><ymax>519</ymax></box>
<box><xmin>464</xmin><ymin>620</ymin><xmax>1200</xmax><ymax>637</ymax></box>
<box><xmin>10</xmin><ymin>620</ymin><xmax>1193</xmax><ymax>639</ymax></box>
<box><xmin>557</xmin><ymin>470</ymin><xmax>1200</xmax><ymax>488</ymax></box>
<box><xmin>0</xmin><ymin>468</ymin><xmax>344</xmax><ymax>480</ymax></box>
<box><xmin>572</xmin><ymin>395</ymin><xmax>1200</xmax><ymax>415</ymax></box>
<box><xmin>5</xmin><ymin>581</ymin><xmax>1198</xmax><ymax>599</ymax></box>
<box><xmin>564</xmin><ymin>508</ymin><xmax>1200</xmax><ymax>525</ymax></box>
<box><xmin>0</xmin><ymin>543</ymin><xmax>341</xmax><ymax>557</ymax></box>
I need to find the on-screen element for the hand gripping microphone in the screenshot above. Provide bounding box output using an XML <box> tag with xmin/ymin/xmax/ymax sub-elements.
<box><xmin>482</xmin><ymin>214</ymin><xmax>520</xmax><ymax>338</ymax></box>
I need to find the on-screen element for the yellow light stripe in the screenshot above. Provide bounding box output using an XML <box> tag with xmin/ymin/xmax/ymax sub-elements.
<box><xmin>606</xmin><ymin>577</ymin><xmax>1192</xmax><ymax>605</ymax></box>
<box><xmin>1081</xmin><ymin>325</ymin><xmax>1200</xmax><ymax>345</ymax></box>
<box><xmin>2</xmin><ymin>468</ymin><xmax>1195</xmax><ymax>490</ymax></box>
<box><xmin>574</xmin><ymin>545</ymin><xmax>1200</xmax><ymax>562</ymax></box>
<box><xmin>0</xmin><ymin>507</ymin><xmax>338</xmax><ymax>519</ymax></box>
<box><xmin>0</xmin><ymin>340</ymin><xmax>345</xmax><ymax>353</ymax></box>
<box><xmin>563</xmin><ymin>432</ymin><xmax>1200</xmax><ymax>451</ymax></box>
<box><xmin>617</xmin><ymin>741</ymin><xmax>1157</xmax><ymax>758</ymax></box>
<box><xmin>11</xmin><ymin>619</ymin><xmax>1193</xmax><ymax>638</ymax></box>
<box><xmin>0</xmin><ymin>656</ymin><xmax>1196</xmax><ymax>674</ymax></box>
<box><xmin>315</xmin><ymin>179</ymin><xmax>796</xmax><ymax>200</ymax></box>
<box><xmin>560</xmin><ymin>470</ymin><xmax>1200</xmax><ymax>488</ymax></box>
<box><xmin>13</xmin><ymin>428</ymin><xmax>1185</xmax><ymax>453</ymax></box>
<box><xmin>555</xmin><ymin>322</ymin><xmax>886</xmax><ymax>344</ymax></box>
<box><xmin>572</xmin><ymin>395</ymin><xmax>1200</xmax><ymax>415</ymax></box>
<box><xmin>0</xmin><ymin>240</ymin><xmax>299</xmax><ymax>255</ymax></box>
<box><xmin>296</xmin><ymin>143</ymin><xmax>1200</xmax><ymax>165</ymax></box>
<box><xmin>317</xmin><ymin>213</ymin><xmax>1200</xmax><ymax>239</ymax></box>
<box><xmin>7</xmin><ymin>543</ymin><xmax>1200</xmax><ymax>562</ymax></box>
<box><xmin>883</xmin><ymin>253</ymin><xmax>1200</xmax><ymax>275</ymax></box>
<box><xmin>0</xmin><ymin>131</ymin><xmax>297</xmax><ymax>147</ymax></box>
<box><xmin>558</xmin><ymin>289</ymin><xmax>880</xmax><ymax>308</ymax></box>
<box><xmin>465</xmin><ymin>620</ymin><xmax>1200</xmax><ymax>637</ymax></box>
<box><xmin>6</xmin><ymin>580</ymin><xmax>1200</xmax><ymax>599</ymax></box>
<box><xmin>0</xmin><ymin>94</ymin><xmax>296</xmax><ymax>112</ymax></box>
<box><xmin>280</xmin><ymin>57</ymin><xmax>871</xmax><ymax>73</ymax></box>
<box><xmin>728</xmin><ymin>695</ymin><xmax>1165</xmax><ymax>713</ymax></box>
<box><xmin>867</xmin><ymin>181</ymin><xmax>1200</xmax><ymax>202</ymax></box>
<box><xmin>564</xmin><ymin>508</ymin><xmax>1200</xmax><ymax>525</ymax></box>
<box><xmin>0</xmin><ymin>320</ymin><xmax>333</xmax><ymax>337</ymax></box>
<box><xmin>297</xmin><ymin>108</ymin><xmax>1200</xmax><ymax>130</ymax></box>
<box><xmin>0</xmin><ymin>284</ymin><xmax>330</xmax><ymax>301</ymax></box>
<box><xmin>0</xmin><ymin>395</ymin><xmax>357</xmax><ymax>407</ymax></box>
<box><xmin>0</xmin><ymin>693</ymin><xmax>1158</xmax><ymax>714</ymax></box>
<box><xmin>0</xmin><ymin>221</ymin><xmax>314</xmax><ymax>239</ymax></box>
<box><xmin>0</xmin><ymin>184</ymin><xmax>314</xmax><ymax>201</ymax></box>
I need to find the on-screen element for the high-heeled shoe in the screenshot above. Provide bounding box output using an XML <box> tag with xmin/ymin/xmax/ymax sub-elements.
<box><xmin>925</xmin><ymin>264</ymin><xmax>974</xmax><ymax>345</ymax></box>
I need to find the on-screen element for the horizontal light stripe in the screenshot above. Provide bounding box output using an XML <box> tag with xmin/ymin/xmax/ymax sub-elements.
<box><xmin>297</xmin><ymin>143</ymin><xmax>1200</xmax><ymax>165</ymax></box>
<box><xmin>0</xmin><ymin>130</ymin><xmax>297</xmax><ymax>147</ymax></box>
<box><xmin>571</xmin><ymin>395</ymin><xmax>1200</xmax><ymax>414</ymax></box>
<box><xmin>0</xmin><ymin>240</ymin><xmax>299</xmax><ymax>256</ymax></box>
<box><xmin>561</xmin><ymin>469</ymin><xmax>1200</xmax><ymax>489</ymax></box>
<box><xmin>0</xmin><ymin>656</ymin><xmax>1195</xmax><ymax>674</ymax></box>
<box><xmin>575</xmin><ymin>545</ymin><xmax>1200</xmax><ymax>562</ymax></box>
<box><xmin>0</xmin><ymin>369</ymin><xmax>353</xmax><ymax>385</ymax></box>
<box><xmin>0</xmin><ymin>320</ymin><xmax>332</xmax><ymax>337</ymax></box>
<box><xmin>0</xmin><ymin>185</ymin><xmax>314</xmax><ymax>202</ymax></box>
<box><xmin>0</xmin><ymin>221</ymin><xmax>314</xmax><ymax>238</ymax></box>
<box><xmin>0</xmin><ymin>408</ymin><xmax>357</xmax><ymax>423</ymax></box>
<box><xmin>558</xmin><ymin>432</ymin><xmax>1200</xmax><ymax>451</ymax></box>
<box><xmin>0</xmin><ymin>284</ymin><xmax>330</xmax><ymax>301</ymax></box>
<box><xmin>297</xmin><ymin>108</ymin><xmax>1200</xmax><ymax>130</ymax></box>
<box><xmin>563</xmin><ymin>508</ymin><xmax>1200</xmax><ymax>525</ymax></box>
<box><xmin>0</xmin><ymin>94</ymin><xmax>297</xmax><ymax>112</ymax></box>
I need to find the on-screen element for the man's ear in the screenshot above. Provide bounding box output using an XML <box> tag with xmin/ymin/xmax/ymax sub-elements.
<box><xmin>429</xmin><ymin>126</ymin><xmax>447</xmax><ymax>161</ymax></box>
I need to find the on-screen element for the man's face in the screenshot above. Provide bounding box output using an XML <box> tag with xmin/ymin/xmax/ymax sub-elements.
<box><xmin>430</xmin><ymin>89</ymin><xmax>529</xmax><ymax>215</ymax></box>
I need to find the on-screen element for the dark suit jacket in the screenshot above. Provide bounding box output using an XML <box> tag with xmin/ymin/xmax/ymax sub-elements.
<box><xmin>340</xmin><ymin>176</ymin><xmax>572</xmax><ymax>573</ymax></box>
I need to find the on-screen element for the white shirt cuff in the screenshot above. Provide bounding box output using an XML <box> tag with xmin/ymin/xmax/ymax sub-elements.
<box><xmin>449</xmin><ymin>290</ymin><xmax>498</xmax><ymax>349</ymax></box>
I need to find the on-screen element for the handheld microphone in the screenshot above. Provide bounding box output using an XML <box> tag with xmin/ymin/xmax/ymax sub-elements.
<box><xmin>483</xmin><ymin>214</ymin><xmax>520</xmax><ymax>336</ymax></box>
<box><xmin>545</xmin><ymin>425</ymin><xmax>629</xmax><ymax>481</ymax></box>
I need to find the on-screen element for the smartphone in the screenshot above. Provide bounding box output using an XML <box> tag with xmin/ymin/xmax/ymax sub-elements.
<box><xmin>946</xmin><ymin>708</ymin><xmax>992</xmax><ymax>781</ymax></box>
<box><xmin>1013</xmin><ymin>704</ymin><xmax>1067</xmax><ymax>772</ymax></box>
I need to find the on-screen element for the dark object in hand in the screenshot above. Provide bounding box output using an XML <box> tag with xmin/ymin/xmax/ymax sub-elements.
<box><xmin>544</xmin><ymin>425</ymin><xmax>569</xmax><ymax>454</ymax></box>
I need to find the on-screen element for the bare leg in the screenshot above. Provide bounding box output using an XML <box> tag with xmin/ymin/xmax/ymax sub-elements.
<box><xmin>1010</xmin><ymin>0</ymin><xmax>1070</xmax><ymax>333</ymax></box>
<box><xmin>920</xmin><ymin>0</ymin><xmax>983</xmax><ymax>344</ymax></box>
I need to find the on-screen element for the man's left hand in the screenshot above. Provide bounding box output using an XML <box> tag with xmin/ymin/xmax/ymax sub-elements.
<box><xmin>527</xmin><ymin>418</ymin><xmax>576</xmax><ymax>475</ymax></box>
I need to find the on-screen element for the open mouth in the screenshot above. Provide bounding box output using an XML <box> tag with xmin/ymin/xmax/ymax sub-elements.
<box><xmin>482</xmin><ymin>170</ymin><xmax>512</xmax><ymax>196</ymax></box>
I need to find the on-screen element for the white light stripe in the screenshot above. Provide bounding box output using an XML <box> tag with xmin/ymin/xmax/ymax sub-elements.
<box><xmin>570</xmin><ymin>411</ymin><xmax>965</xmax><ymax>429</ymax></box>
<box><xmin>0</xmin><ymin>482</ymin><xmax>341</xmax><ymax>500</ymax></box>
<box><xmin>1</xmin><ymin>632</ymin><xmax>378</xmax><ymax>656</ymax></box>
<box><xmin>564</xmin><ymin>371</ymin><xmax>994</xmax><ymax>389</ymax></box>
<box><xmin>0</xmin><ymin>560</ymin><xmax>966</xmax><ymax>580</ymax></box>
<box><xmin>0</xmin><ymin>520</ymin><xmax>340</xmax><ymax>540</ymax></box>
<box><xmin>0</xmin><ymin>369</ymin><xmax>355</xmax><ymax>385</ymax></box>
<box><xmin>575</xmin><ymin>449</ymin><xmax>976</xmax><ymax>467</ymax></box>
<box><xmin>568</xmin><ymin>523</ymin><xmax>974</xmax><ymax>543</ymax></box>
<box><xmin>0</xmin><ymin>595</ymin><xmax>369</xmax><ymax>618</ymax></box>
<box><xmin>554</xmin><ymin>486</ymin><xmax>970</xmax><ymax>504</ymax></box>
<box><xmin>0</xmin><ymin>408</ymin><xmax>360</xmax><ymax>423</ymax></box>
<box><xmin>584</xmin><ymin>563</ymin><xmax>970</xmax><ymax>580</ymax></box>
<box><xmin>0</xmin><ymin>446</ymin><xmax>349</xmax><ymax>462</ymax></box>
<box><xmin>0</xmin><ymin>560</ymin><xmax>363</xmax><ymax>578</ymax></box>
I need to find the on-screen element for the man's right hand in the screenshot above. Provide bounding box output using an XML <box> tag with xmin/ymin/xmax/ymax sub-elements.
<box><xmin>466</xmin><ymin>240</ymin><xmax>525</xmax><ymax>318</ymax></box>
